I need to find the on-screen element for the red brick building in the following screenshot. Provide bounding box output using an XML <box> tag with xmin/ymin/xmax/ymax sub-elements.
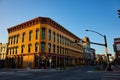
<box><xmin>113</xmin><ymin>38</ymin><xmax>120</xmax><ymax>64</ymax></box>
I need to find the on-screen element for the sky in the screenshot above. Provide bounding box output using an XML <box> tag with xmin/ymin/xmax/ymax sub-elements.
<box><xmin>0</xmin><ymin>0</ymin><xmax>120</xmax><ymax>56</ymax></box>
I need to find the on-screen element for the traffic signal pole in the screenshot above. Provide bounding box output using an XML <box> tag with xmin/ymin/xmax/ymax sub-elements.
<box><xmin>86</xmin><ymin>29</ymin><xmax>109</xmax><ymax>62</ymax></box>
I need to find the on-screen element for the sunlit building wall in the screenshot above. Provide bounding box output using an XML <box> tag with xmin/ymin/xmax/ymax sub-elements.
<box><xmin>6</xmin><ymin>17</ymin><xmax>84</xmax><ymax>69</ymax></box>
<box><xmin>0</xmin><ymin>43</ymin><xmax>7</xmax><ymax>60</ymax></box>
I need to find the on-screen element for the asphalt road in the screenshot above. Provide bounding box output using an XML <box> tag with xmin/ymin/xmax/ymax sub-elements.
<box><xmin>0</xmin><ymin>66</ymin><xmax>103</xmax><ymax>80</ymax></box>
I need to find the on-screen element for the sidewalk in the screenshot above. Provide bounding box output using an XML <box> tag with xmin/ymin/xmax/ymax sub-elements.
<box><xmin>0</xmin><ymin>66</ymin><xmax>80</xmax><ymax>72</ymax></box>
<box><xmin>102</xmin><ymin>65</ymin><xmax>120</xmax><ymax>80</ymax></box>
<box><xmin>0</xmin><ymin>68</ymin><xmax>60</xmax><ymax>72</ymax></box>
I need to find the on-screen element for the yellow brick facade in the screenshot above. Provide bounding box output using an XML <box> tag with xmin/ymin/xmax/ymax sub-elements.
<box><xmin>0</xmin><ymin>43</ymin><xmax>8</xmax><ymax>60</ymax></box>
<box><xmin>6</xmin><ymin>17</ymin><xmax>84</xmax><ymax>69</ymax></box>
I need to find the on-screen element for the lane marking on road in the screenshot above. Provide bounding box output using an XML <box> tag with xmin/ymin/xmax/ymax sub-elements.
<box><xmin>87</xmin><ymin>70</ymin><xmax>94</xmax><ymax>72</ymax></box>
<box><xmin>0</xmin><ymin>72</ymin><xmax>15</xmax><ymax>74</ymax></box>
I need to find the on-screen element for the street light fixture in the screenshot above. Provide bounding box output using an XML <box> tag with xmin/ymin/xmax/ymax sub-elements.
<box><xmin>85</xmin><ymin>29</ymin><xmax>109</xmax><ymax>62</ymax></box>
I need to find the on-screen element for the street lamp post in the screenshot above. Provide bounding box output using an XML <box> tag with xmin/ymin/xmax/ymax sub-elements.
<box><xmin>49</xmin><ymin>57</ymin><xmax>52</xmax><ymax>69</ymax></box>
<box><xmin>86</xmin><ymin>29</ymin><xmax>109</xmax><ymax>62</ymax></box>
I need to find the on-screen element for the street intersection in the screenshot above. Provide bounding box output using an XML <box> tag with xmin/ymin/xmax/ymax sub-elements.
<box><xmin>0</xmin><ymin>65</ymin><xmax>120</xmax><ymax>80</ymax></box>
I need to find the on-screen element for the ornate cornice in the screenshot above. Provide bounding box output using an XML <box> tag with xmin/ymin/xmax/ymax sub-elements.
<box><xmin>7</xmin><ymin>17</ymin><xmax>80</xmax><ymax>40</ymax></box>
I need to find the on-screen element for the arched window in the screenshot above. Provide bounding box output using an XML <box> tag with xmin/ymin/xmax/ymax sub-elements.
<box><xmin>41</xmin><ymin>28</ymin><xmax>45</xmax><ymax>40</ymax></box>
<box><xmin>60</xmin><ymin>35</ymin><xmax>61</xmax><ymax>44</ymax></box>
<box><xmin>41</xmin><ymin>42</ymin><xmax>45</xmax><ymax>52</ymax></box>
<box><xmin>10</xmin><ymin>48</ymin><xmax>11</xmax><ymax>54</ymax></box>
<box><xmin>13</xmin><ymin>36</ymin><xmax>16</xmax><ymax>44</ymax></box>
<box><xmin>12</xmin><ymin>48</ymin><xmax>14</xmax><ymax>54</ymax></box>
<box><xmin>57</xmin><ymin>34</ymin><xmax>59</xmax><ymax>43</ymax></box>
<box><xmin>48</xmin><ymin>43</ymin><xmax>51</xmax><ymax>53</ymax></box>
<box><xmin>57</xmin><ymin>46</ymin><xmax>59</xmax><ymax>54</ymax></box>
<box><xmin>28</xmin><ymin>44</ymin><xmax>32</xmax><ymax>52</ymax></box>
<box><xmin>16</xmin><ymin>46</ymin><xmax>18</xmax><ymax>54</ymax></box>
<box><xmin>48</xmin><ymin>30</ymin><xmax>51</xmax><ymax>41</ymax></box>
<box><xmin>53</xmin><ymin>44</ymin><xmax>55</xmax><ymax>53</ymax></box>
<box><xmin>9</xmin><ymin>48</ymin><xmax>11</xmax><ymax>54</ymax></box>
<box><xmin>16</xmin><ymin>34</ymin><xmax>19</xmax><ymax>43</ymax></box>
<box><xmin>35</xmin><ymin>43</ymin><xmax>39</xmax><ymax>52</ymax></box>
<box><xmin>53</xmin><ymin>32</ymin><xmax>55</xmax><ymax>42</ymax></box>
<box><xmin>22</xmin><ymin>32</ymin><xmax>25</xmax><ymax>42</ymax></box>
<box><xmin>21</xmin><ymin>45</ymin><xmax>24</xmax><ymax>53</ymax></box>
<box><xmin>36</xmin><ymin>29</ymin><xmax>39</xmax><ymax>40</ymax></box>
<box><xmin>29</xmin><ymin>30</ymin><xmax>32</xmax><ymax>41</ymax></box>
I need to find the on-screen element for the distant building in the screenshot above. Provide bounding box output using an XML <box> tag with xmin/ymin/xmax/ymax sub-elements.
<box><xmin>100</xmin><ymin>54</ymin><xmax>107</xmax><ymax>63</ymax></box>
<box><xmin>113</xmin><ymin>38</ymin><xmax>120</xmax><ymax>64</ymax></box>
<box><xmin>6</xmin><ymin>17</ymin><xmax>84</xmax><ymax>69</ymax></box>
<box><xmin>82</xmin><ymin>37</ymin><xmax>96</xmax><ymax>65</ymax></box>
<box><xmin>95</xmin><ymin>54</ymin><xmax>102</xmax><ymax>64</ymax></box>
<box><xmin>0</xmin><ymin>43</ymin><xmax>7</xmax><ymax>60</ymax></box>
<box><xmin>0</xmin><ymin>43</ymin><xmax>7</xmax><ymax>68</ymax></box>
<box><xmin>90</xmin><ymin>48</ymin><xmax>96</xmax><ymax>64</ymax></box>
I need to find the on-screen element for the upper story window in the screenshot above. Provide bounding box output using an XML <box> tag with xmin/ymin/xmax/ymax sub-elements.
<box><xmin>63</xmin><ymin>47</ymin><xmax>64</xmax><ymax>54</ymax></box>
<box><xmin>21</xmin><ymin>45</ymin><xmax>24</xmax><ymax>53</ymax></box>
<box><xmin>10</xmin><ymin>48</ymin><xmax>11</xmax><ymax>54</ymax></box>
<box><xmin>64</xmin><ymin>37</ymin><xmax>66</xmax><ymax>46</ymax></box>
<box><xmin>53</xmin><ymin>32</ymin><xmax>56</xmax><ymax>42</ymax></box>
<box><xmin>56</xmin><ymin>34</ymin><xmax>57</xmax><ymax>43</ymax></box>
<box><xmin>57</xmin><ymin>46</ymin><xmax>59</xmax><ymax>54</ymax></box>
<box><xmin>62</xmin><ymin>36</ymin><xmax>64</xmax><ymax>45</ymax></box>
<box><xmin>13</xmin><ymin>36</ymin><xmax>16</xmax><ymax>44</ymax></box>
<box><xmin>48</xmin><ymin>43</ymin><xmax>51</xmax><ymax>53</ymax></box>
<box><xmin>11</xmin><ymin>36</ymin><xmax>13</xmax><ymax>44</ymax></box>
<box><xmin>53</xmin><ymin>44</ymin><xmax>55</xmax><ymax>53</ymax></box>
<box><xmin>16</xmin><ymin>47</ymin><xmax>18</xmax><ymax>54</ymax></box>
<box><xmin>60</xmin><ymin>35</ymin><xmax>61</xmax><ymax>44</ymax></box>
<box><xmin>12</xmin><ymin>48</ymin><xmax>14</xmax><ymax>54</ymax></box>
<box><xmin>15</xmin><ymin>35</ymin><xmax>17</xmax><ymax>44</ymax></box>
<box><xmin>57</xmin><ymin>34</ymin><xmax>59</xmax><ymax>43</ymax></box>
<box><xmin>41</xmin><ymin>28</ymin><xmax>45</xmax><ymax>40</ymax></box>
<box><xmin>60</xmin><ymin>46</ymin><xmax>61</xmax><ymax>54</ymax></box>
<box><xmin>22</xmin><ymin>32</ymin><xmax>25</xmax><ymax>42</ymax></box>
<box><xmin>29</xmin><ymin>30</ymin><xmax>32</xmax><ymax>41</ymax></box>
<box><xmin>41</xmin><ymin>42</ymin><xmax>45</xmax><ymax>52</ymax></box>
<box><xmin>48</xmin><ymin>30</ymin><xmax>51</xmax><ymax>41</ymax></box>
<box><xmin>28</xmin><ymin>44</ymin><xmax>32</xmax><ymax>53</ymax></box>
<box><xmin>35</xmin><ymin>43</ymin><xmax>39</xmax><ymax>52</ymax></box>
<box><xmin>16</xmin><ymin>34</ymin><xmax>19</xmax><ymax>44</ymax></box>
<box><xmin>36</xmin><ymin>29</ymin><xmax>39</xmax><ymax>40</ymax></box>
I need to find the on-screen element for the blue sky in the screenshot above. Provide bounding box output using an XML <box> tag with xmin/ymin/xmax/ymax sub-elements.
<box><xmin>0</xmin><ymin>0</ymin><xmax>120</xmax><ymax>55</ymax></box>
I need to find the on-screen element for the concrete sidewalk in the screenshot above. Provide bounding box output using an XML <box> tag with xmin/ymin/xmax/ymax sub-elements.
<box><xmin>0</xmin><ymin>68</ymin><xmax>61</xmax><ymax>72</ymax></box>
<box><xmin>0</xmin><ymin>66</ymin><xmax>79</xmax><ymax>72</ymax></box>
<box><xmin>102</xmin><ymin>65</ymin><xmax>120</xmax><ymax>80</ymax></box>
